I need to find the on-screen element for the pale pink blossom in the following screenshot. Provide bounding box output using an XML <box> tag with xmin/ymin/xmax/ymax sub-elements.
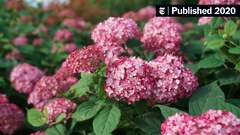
<box><xmin>13</xmin><ymin>36</ymin><xmax>28</xmax><ymax>46</ymax></box>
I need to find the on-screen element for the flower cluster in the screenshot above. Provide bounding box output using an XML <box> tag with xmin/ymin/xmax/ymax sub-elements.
<box><xmin>148</xmin><ymin>54</ymin><xmax>198</xmax><ymax>103</ymax></box>
<box><xmin>61</xmin><ymin>44</ymin><xmax>104</xmax><ymax>75</ymax></box>
<box><xmin>161</xmin><ymin>110</ymin><xmax>240</xmax><ymax>135</ymax></box>
<box><xmin>141</xmin><ymin>17</ymin><xmax>183</xmax><ymax>55</ymax></box>
<box><xmin>10</xmin><ymin>63</ymin><xmax>44</xmax><ymax>94</ymax></box>
<box><xmin>105</xmin><ymin>57</ymin><xmax>154</xmax><ymax>103</ymax></box>
<box><xmin>198</xmin><ymin>17</ymin><xmax>213</xmax><ymax>25</ymax></box>
<box><xmin>13</xmin><ymin>36</ymin><xmax>28</xmax><ymax>46</ymax></box>
<box><xmin>43</xmin><ymin>98</ymin><xmax>76</xmax><ymax>123</ymax></box>
<box><xmin>64</xmin><ymin>43</ymin><xmax>77</xmax><ymax>53</ymax></box>
<box><xmin>91</xmin><ymin>17</ymin><xmax>141</xmax><ymax>48</ymax></box>
<box><xmin>123</xmin><ymin>6</ymin><xmax>155</xmax><ymax>21</ymax></box>
<box><xmin>105</xmin><ymin>54</ymin><xmax>198</xmax><ymax>104</ymax></box>
<box><xmin>54</xmin><ymin>29</ymin><xmax>73</xmax><ymax>41</ymax></box>
<box><xmin>63</xmin><ymin>17</ymin><xmax>87</xmax><ymax>31</ymax></box>
<box><xmin>0</xmin><ymin>94</ymin><xmax>24</xmax><ymax>135</ymax></box>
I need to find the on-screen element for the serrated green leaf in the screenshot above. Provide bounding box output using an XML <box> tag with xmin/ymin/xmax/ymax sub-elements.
<box><xmin>72</xmin><ymin>101</ymin><xmax>103</xmax><ymax>122</ymax></box>
<box><xmin>198</xmin><ymin>54</ymin><xmax>225</xmax><ymax>69</ymax></box>
<box><xmin>156</xmin><ymin>105</ymin><xmax>183</xmax><ymax>118</ymax></box>
<box><xmin>217</xmin><ymin>69</ymin><xmax>240</xmax><ymax>86</ymax></box>
<box><xmin>93</xmin><ymin>105</ymin><xmax>121</xmax><ymax>135</ymax></box>
<box><xmin>224</xmin><ymin>20</ymin><xmax>237</xmax><ymax>36</ymax></box>
<box><xmin>228</xmin><ymin>47</ymin><xmax>240</xmax><ymax>54</ymax></box>
<box><xmin>189</xmin><ymin>82</ymin><xmax>225</xmax><ymax>115</ymax></box>
<box><xmin>27</xmin><ymin>108</ymin><xmax>46</xmax><ymax>127</ymax></box>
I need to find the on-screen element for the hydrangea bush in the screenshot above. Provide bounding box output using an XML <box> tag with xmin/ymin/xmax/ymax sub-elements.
<box><xmin>0</xmin><ymin>0</ymin><xmax>240</xmax><ymax>135</ymax></box>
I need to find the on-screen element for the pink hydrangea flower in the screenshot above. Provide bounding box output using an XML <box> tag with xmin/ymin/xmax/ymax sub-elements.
<box><xmin>10</xmin><ymin>63</ymin><xmax>44</xmax><ymax>94</ymax></box>
<box><xmin>122</xmin><ymin>11</ymin><xmax>139</xmax><ymax>21</ymax></box>
<box><xmin>199</xmin><ymin>0</ymin><xmax>240</xmax><ymax>5</ymax></box>
<box><xmin>64</xmin><ymin>43</ymin><xmax>77</xmax><ymax>53</ymax></box>
<box><xmin>32</xmin><ymin>38</ymin><xmax>43</xmax><ymax>46</ymax></box>
<box><xmin>161</xmin><ymin>110</ymin><xmax>240</xmax><ymax>135</ymax></box>
<box><xmin>13</xmin><ymin>36</ymin><xmax>28</xmax><ymax>46</ymax></box>
<box><xmin>0</xmin><ymin>103</ymin><xmax>24</xmax><ymax>135</ymax></box>
<box><xmin>198</xmin><ymin>17</ymin><xmax>213</xmax><ymax>25</ymax></box>
<box><xmin>43</xmin><ymin>98</ymin><xmax>76</xmax><ymax>124</ymax></box>
<box><xmin>30</xmin><ymin>131</ymin><xmax>45</xmax><ymax>135</ymax></box>
<box><xmin>0</xmin><ymin>94</ymin><xmax>8</xmax><ymax>104</ymax></box>
<box><xmin>63</xmin><ymin>17</ymin><xmax>87</xmax><ymax>31</ymax></box>
<box><xmin>28</xmin><ymin>76</ymin><xmax>59</xmax><ymax>108</ymax></box>
<box><xmin>5</xmin><ymin>49</ymin><xmax>24</xmax><ymax>61</ymax></box>
<box><xmin>103</xmin><ymin>46</ymin><xmax>124</xmax><ymax>65</ymax></box>
<box><xmin>148</xmin><ymin>54</ymin><xmax>198</xmax><ymax>103</ymax></box>
<box><xmin>137</xmin><ymin>6</ymin><xmax>156</xmax><ymax>20</ymax></box>
<box><xmin>62</xmin><ymin>45</ymin><xmax>104</xmax><ymax>75</ymax></box>
<box><xmin>54</xmin><ymin>29</ymin><xmax>73</xmax><ymax>41</ymax></box>
<box><xmin>141</xmin><ymin>17</ymin><xmax>183</xmax><ymax>55</ymax></box>
<box><xmin>58</xmin><ymin>9</ymin><xmax>75</xmax><ymax>18</ymax></box>
<box><xmin>105</xmin><ymin>57</ymin><xmax>154</xmax><ymax>104</ymax></box>
<box><xmin>57</xmin><ymin>76</ymin><xmax>78</xmax><ymax>92</ymax></box>
<box><xmin>91</xmin><ymin>17</ymin><xmax>141</xmax><ymax>48</ymax></box>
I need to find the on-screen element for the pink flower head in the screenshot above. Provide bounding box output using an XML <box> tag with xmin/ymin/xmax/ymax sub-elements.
<box><xmin>43</xmin><ymin>98</ymin><xmax>76</xmax><ymax>124</ymax></box>
<box><xmin>198</xmin><ymin>17</ymin><xmax>213</xmax><ymax>25</ymax></box>
<box><xmin>105</xmin><ymin>57</ymin><xmax>154</xmax><ymax>104</ymax></box>
<box><xmin>148</xmin><ymin>54</ymin><xmax>198</xmax><ymax>103</ymax></box>
<box><xmin>30</xmin><ymin>131</ymin><xmax>45</xmax><ymax>135</ymax></box>
<box><xmin>91</xmin><ymin>17</ymin><xmax>141</xmax><ymax>48</ymax></box>
<box><xmin>161</xmin><ymin>110</ymin><xmax>240</xmax><ymax>135</ymax></box>
<box><xmin>28</xmin><ymin>76</ymin><xmax>59</xmax><ymax>108</ymax></box>
<box><xmin>64</xmin><ymin>43</ymin><xmax>77</xmax><ymax>53</ymax></box>
<box><xmin>122</xmin><ymin>11</ymin><xmax>140</xmax><ymax>21</ymax></box>
<box><xmin>10</xmin><ymin>63</ymin><xmax>44</xmax><ymax>94</ymax></box>
<box><xmin>0</xmin><ymin>94</ymin><xmax>8</xmax><ymax>104</ymax></box>
<box><xmin>57</xmin><ymin>76</ymin><xmax>78</xmax><ymax>93</ymax></box>
<box><xmin>63</xmin><ymin>17</ymin><xmax>87</xmax><ymax>31</ymax></box>
<box><xmin>5</xmin><ymin>49</ymin><xmax>24</xmax><ymax>61</ymax></box>
<box><xmin>103</xmin><ymin>46</ymin><xmax>124</xmax><ymax>65</ymax></box>
<box><xmin>0</xmin><ymin>103</ymin><xmax>24</xmax><ymax>135</ymax></box>
<box><xmin>137</xmin><ymin>6</ymin><xmax>156</xmax><ymax>20</ymax></box>
<box><xmin>54</xmin><ymin>29</ymin><xmax>73</xmax><ymax>41</ymax></box>
<box><xmin>13</xmin><ymin>36</ymin><xmax>28</xmax><ymax>46</ymax></box>
<box><xmin>62</xmin><ymin>45</ymin><xmax>104</xmax><ymax>75</ymax></box>
<box><xmin>141</xmin><ymin>17</ymin><xmax>183</xmax><ymax>56</ymax></box>
<box><xmin>32</xmin><ymin>38</ymin><xmax>43</xmax><ymax>46</ymax></box>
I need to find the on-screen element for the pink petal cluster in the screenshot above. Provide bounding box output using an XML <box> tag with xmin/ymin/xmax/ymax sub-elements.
<box><xmin>105</xmin><ymin>54</ymin><xmax>198</xmax><ymax>104</ymax></box>
<box><xmin>91</xmin><ymin>17</ymin><xmax>141</xmax><ymax>48</ymax></box>
<box><xmin>198</xmin><ymin>17</ymin><xmax>213</xmax><ymax>25</ymax></box>
<box><xmin>0</xmin><ymin>95</ymin><xmax>24</xmax><ymax>135</ymax></box>
<box><xmin>30</xmin><ymin>131</ymin><xmax>45</xmax><ymax>135</ymax></box>
<box><xmin>161</xmin><ymin>110</ymin><xmax>240</xmax><ymax>135</ymax></box>
<box><xmin>123</xmin><ymin>6</ymin><xmax>155</xmax><ymax>21</ymax></box>
<box><xmin>105</xmin><ymin>57</ymin><xmax>154</xmax><ymax>104</ymax></box>
<box><xmin>63</xmin><ymin>18</ymin><xmax>87</xmax><ymax>31</ymax></box>
<box><xmin>32</xmin><ymin>38</ymin><xmax>43</xmax><ymax>46</ymax></box>
<box><xmin>61</xmin><ymin>45</ymin><xmax>104</xmax><ymax>75</ymax></box>
<box><xmin>58</xmin><ymin>9</ymin><xmax>76</xmax><ymax>18</ymax></box>
<box><xmin>13</xmin><ymin>36</ymin><xmax>28</xmax><ymax>46</ymax></box>
<box><xmin>141</xmin><ymin>17</ymin><xmax>183</xmax><ymax>56</ymax></box>
<box><xmin>0</xmin><ymin>94</ymin><xmax>8</xmax><ymax>104</ymax></box>
<box><xmin>28</xmin><ymin>76</ymin><xmax>59</xmax><ymax>108</ymax></box>
<box><xmin>10</xmin><ymin>63</ymin><xmax>44</xmax><ymax>94</ymax></box>
<box><xmin>64</xmin><ymin>43</ymin><xmax>77</xmax><ymax>53</ymax></box>
<box><xmin>43</xmin><ymin>98</ymin><xmax>76</xmax><ymax>123</ymax></box>
<box><xmin>5</xmin><ymin>49</ymin><xmax>24</xmax><ymax>61</ymax></box>
<box><xmin>57</xmin><ymin>76</ymin><xmax>78</xmax><ymax>93</ymax></box>
<box><xmin>148</xmin><ymin>54</ymin><xmax>198</xmax><ymax>103</ymax></box>
<box><xmin>54</xmin><ymin>29</ymin><xmax>73</xmax><ymax>41</ymax></box>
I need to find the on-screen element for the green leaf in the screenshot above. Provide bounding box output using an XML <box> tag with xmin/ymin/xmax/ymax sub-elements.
<box><xmin>205</xmin><ymin>36</ymin><xmax>225</xmax><ymax>49</ymax></box>
<box><xmin>217</xmin><ymin>69</ymin><xmax>240</xmax><ymax>86</ymax></box>
<box><xmin>72</xmin><ymin>101</ymin><xmax>103</xmax><ymax>122</ymax></box>
<box><xmin>227</xmin><ymin>99</ymin><xmax>240</xmax><ymax>107</ymax></box>
<box><xmin>156</xmin><ymin>105</ymin><xmax>183</xmax><ymax>118</ymax></box>
<box><xmin>198</xmin><ymin>54</ymin><xmax>225</xmax><ymax>69</ymax></box>
<box><xmin>55</xmin><ymin>113</ymin><xmax>66</xmax><ymax>123</ymax></box>
<box><xmin>93</xmin><ymin>105</ymin><xmax>121</xmax><ymax>135</ymax></box>
<box><xmin>46</xmin><ymin>124</ymin><xmax>66</xmax><ymax>135</ymax></box>
<box><xmin>189</xmin><ymin>82</ymin><xmax>225</xmax><ymax>115</ymax></box>
<box><xmin>135</xmin><ymin>112</ymin><xmax>162</xmax><ymax>135</ymax></box>
<box><xmin>68</xmin><ymin>72</ymin><xmax>95</xmax><ymax>97</ymax></box>
<box><xmin>203</xmin><ymin>98</ymin><xmax>240</xmax><ymax>118</ymax></box>
<box><xmin>228</xmin><ymin>47</ymin><xmax>240</xmax><ymax>54</ymax></box>
<box><xmin>224</xmin><ymin>20</ymin><xmax>237</xmax><ymax>36</ymax></box>
<box><xmin>235</xmin><ymin>61</ymin><xmax>240</xmax><ymax>72</ymax></box>
<box><xmin>27</xmin><ymin>108</ymin><xmax>46</xmax><ymax>127</ymax></box>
